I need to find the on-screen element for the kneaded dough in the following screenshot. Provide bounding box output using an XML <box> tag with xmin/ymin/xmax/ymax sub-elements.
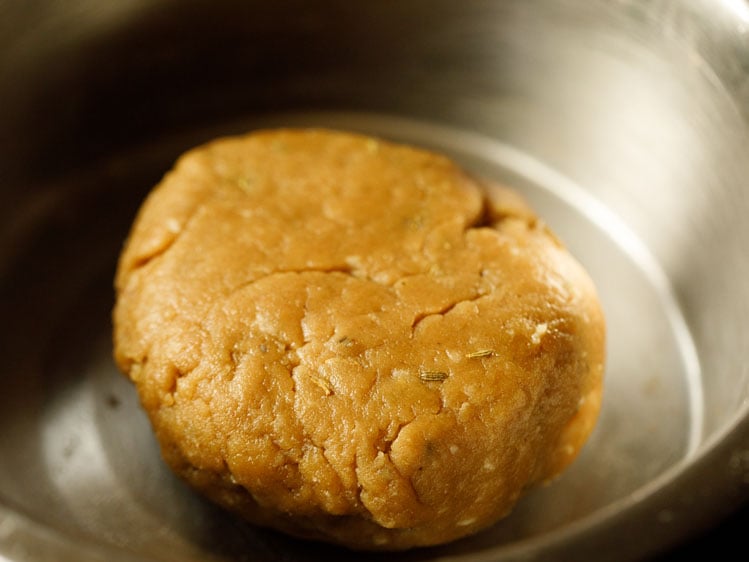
<box><xmin>113</xmin><ymin>129</ymin><xmax>605</xmax><ymax>550</ymax></box>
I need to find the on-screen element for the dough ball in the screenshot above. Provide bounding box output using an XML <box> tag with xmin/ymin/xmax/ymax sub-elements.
<box><xmin>113</xmin><ymin>129</ymin><xmax>605</xmax><ymax>550</ymax></box>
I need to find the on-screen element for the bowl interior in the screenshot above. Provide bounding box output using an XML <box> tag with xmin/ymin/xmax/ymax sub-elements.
<box><xmin>1</xmin><ymin>1</ymin><xmax>748</xmax><ymax>561</ymax></box>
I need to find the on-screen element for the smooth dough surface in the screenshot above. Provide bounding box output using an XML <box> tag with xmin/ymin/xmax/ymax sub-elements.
<box><xmin>113</xmin><ymin>129</ymin><xmax>605</xmax><ymax>550</ymax></box>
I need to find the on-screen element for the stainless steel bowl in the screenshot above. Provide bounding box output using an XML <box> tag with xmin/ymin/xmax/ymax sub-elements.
<box><xmin>1</xmin><ymin>1</ymin><xmax>748</xmax><ymax>560</ymax></box>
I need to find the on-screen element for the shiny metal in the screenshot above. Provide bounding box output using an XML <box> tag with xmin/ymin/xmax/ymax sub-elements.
<box><xmin>1</xmin><ymin>1</ymin><xmax>748</xmax><ymax>560</ymax></box>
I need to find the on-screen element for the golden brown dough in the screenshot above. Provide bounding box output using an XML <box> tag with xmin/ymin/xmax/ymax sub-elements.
<box><xmin>113</xmin><ymin>129</ymin><xmax>605</xmax><ymax>550</ymax></box>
